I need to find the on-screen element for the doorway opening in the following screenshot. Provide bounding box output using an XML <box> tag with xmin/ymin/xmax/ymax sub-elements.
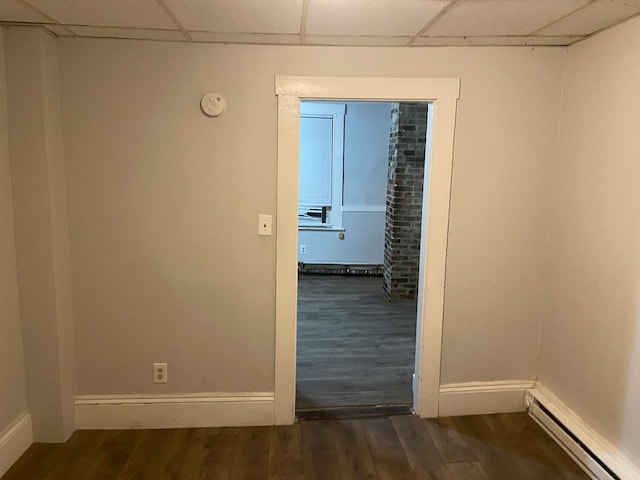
<box><xmin>295</xmin><ymin>100</ymin><xmax>432</xmax><ymax>418</ymax></box>
<box><xmin>274</xmin><ymin>76</ymin><xmax>460</xmax><ymax>425</ymax></box>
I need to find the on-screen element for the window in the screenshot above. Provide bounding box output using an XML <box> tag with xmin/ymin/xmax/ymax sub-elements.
<box><xmin>298</xmin><ymin>102</ymin><xmax>345</xmax><ymax>229</ymax></box>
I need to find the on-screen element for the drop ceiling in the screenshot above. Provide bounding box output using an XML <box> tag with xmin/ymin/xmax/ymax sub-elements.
<box><xmin>0</xmin><ymin>0</ymin><xmax>639</xmax><ymax>47</ymax></box>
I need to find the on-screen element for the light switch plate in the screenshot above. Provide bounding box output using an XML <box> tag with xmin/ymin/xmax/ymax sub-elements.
<box><xmin>258</xmin><ymin>214</ymin><xmax>272</xmax><ymax>236</ymax></box>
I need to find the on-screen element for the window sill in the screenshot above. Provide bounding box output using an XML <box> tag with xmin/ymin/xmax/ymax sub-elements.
<box><xmin>298</xmin><ymin>226</ymin><xmax>346</xmax><ymax>232</ymax></box>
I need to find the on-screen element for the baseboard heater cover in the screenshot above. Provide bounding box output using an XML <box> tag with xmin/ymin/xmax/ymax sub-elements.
<box><xmin>526</xmin><ymin>390</ymin><xmax>622</xmax><ymax>480</ymax></box>
<box><xmin>298</xmin><ymin>263</ymin><xmax>383</xmax><ymax>276</ymax></box>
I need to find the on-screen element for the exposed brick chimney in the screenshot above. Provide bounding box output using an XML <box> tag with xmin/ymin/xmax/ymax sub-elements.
<box><xmin>383</xmin><ymin>102</ymin><xmax>429</xmax><ymax>302</ymax></box>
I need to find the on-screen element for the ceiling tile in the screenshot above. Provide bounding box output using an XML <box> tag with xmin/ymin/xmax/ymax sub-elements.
<box><xmin>306</xmin><ymin>0</ymin><xmax>449</xmax><ymax>36</ymax></box>
<box><xmin>26</xmin><ymin>0</ymin><xmax>176</xmax><ymax>29</ymax></box>
<box><xmin>414</xmin><ymin>35</ymin><xmax>584</xmax><ymax>46</ymax></box>
<box><xmin>164</xmin><ymin>0</ymin><xmax>303</xmax><ymax>33</ymax></box>
<box><xmin>425</xmin><ymin>0</ymin><xmax>590</xmax><ymax>36</ymax></box>
<box><xmin>0</xmin><ymin>0</ymin><xmax>50</xmax><ymax>23</ymax></box>
<box><xmin>70</xmin><ymin>26</ymin><xmax>186</xmax><ymax>41</ymax></box>
<box><xmin>536</xmin><ymin>0</ymin><xmax>640</xmax><ymax>36</ymax></box>
<box><xmin>305</xmin><ymin>35</ymin><xmax>411</xmax><ymax>46</ymax></box>
<box><xmin>190</xmin><ymin>31</ymin><xmax>300</xmax><ymax>44</ymax></box>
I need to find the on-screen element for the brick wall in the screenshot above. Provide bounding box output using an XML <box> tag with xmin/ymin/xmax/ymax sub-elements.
<box><xmin>383</xmin><ymin>103</ymin><xmax>429</xmax><ymax>301</ymax></box>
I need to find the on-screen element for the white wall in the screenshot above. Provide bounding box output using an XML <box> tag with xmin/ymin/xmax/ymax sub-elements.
<box><xmin>0</xmin><ymin>29</ymin><xmax>28</xmax><ymax>434</ymax></box>
<box><xmin>298</xmin><ymin>101</ymin><xmax>391</xmax><ymax>264</ymax></box>
<box><xmin>56</xmin><ymin>38</ymin><xmax>564</xmax><ymax>396</ymax></box>
<box><xmin>539</xmin><ymin>15</ymin><xmax>640</xmax><ymax>468</ymax></box>
<box><xmin>343</xmin><ymin>102</ymin><xmax>391</xmax><ymax>208</ymax></box>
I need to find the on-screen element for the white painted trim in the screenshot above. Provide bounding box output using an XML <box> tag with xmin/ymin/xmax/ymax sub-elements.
<box><xmin>275</xmin><ymin>75</ymin><xmax>460</xmax><ymax>423</ymax></box>
<box><xmin>438</xmin><ymin>380</ymin><xmax>535</xmax><ymax>417</ymax></box>
<box><xmin>341</xmin><ymin>205</ymin><xmax>386</xmax><ymax>213</ymax></box>
<box><xmin>275</xmin><ymin>76</ymin><xmax>461</xmax><ymax>100</ymax></box>
<box><xmin>297</xmin><ymin>226</ymin><xmax>345</xmax><ymax>232</ymax></box>
<box><xmin>0</xmin><ymin>412</ymin><xmax>33</xmax><ymax>478</ymax></box>
<box><xmin>275</xmin><ymin>93</ymin><xmax>300</xmax><ymax>425</ymax></box>
<box><xmin>300</xmin><ymin>102</ymin><xmax>346</xmax><ymax>116</ymax></box>
<box><xmin>75</xmin><ymin>393</ymin><xmax>274</xmax><ymax>430</ymax></box>
<box><xmin>528</xmin><ymin>386</ymin><xmax>640</xmax><ymax>480</ymax></box>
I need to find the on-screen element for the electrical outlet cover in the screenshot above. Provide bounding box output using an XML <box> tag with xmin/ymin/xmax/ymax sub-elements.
<box><xmin>153</xmin><ymin>363</ymin><xmax>168</xmax><ymax>384</ymax></box>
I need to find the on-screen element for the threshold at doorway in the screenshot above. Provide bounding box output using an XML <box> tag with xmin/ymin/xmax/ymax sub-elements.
<box><xmin>296</xmin><ymin>403</ymin><xmax>412</xmax><ymax>421</ymax></box>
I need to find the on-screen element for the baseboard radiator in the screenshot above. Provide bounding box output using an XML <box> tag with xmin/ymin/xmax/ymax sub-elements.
<box><xmin>526</xmin><ymin>390</ymin><xmax>620</xmax><ymax>480</ymax></box>
<box><xmin>298</xmin><ymin>263</ymin><xmax>383</xmax><ymax>276</ymax></box>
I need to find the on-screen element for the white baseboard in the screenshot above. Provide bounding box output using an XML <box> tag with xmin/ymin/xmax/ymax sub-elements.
<box><xmin>76</xmin><ymin>392</ymin><xmax>275</xmax><ymax>430</ymax></box>
<box><xmin>0</xmin><ymin>412</ymin><xmax>33</xmax><ymax>478</ymax></box>
<box><xmin>438</xmin><ymin>380</ymin><xmax>535</xmax><ymax>417</ymax></box>
<box><xmin>528</xmin><ymin>385</ymin><xmax>640</xmax><ymax>480</ymax></box>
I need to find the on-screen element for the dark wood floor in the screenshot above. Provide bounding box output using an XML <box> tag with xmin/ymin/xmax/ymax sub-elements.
<box><xmin>2</xmin><ymin>413</ymin><xmax>588</xmax><ymax>479</ymax></box>
<box><xmin>297</xmin><ymin>275</ymin><xmax>417</xmax><ymax>410</ymax></box>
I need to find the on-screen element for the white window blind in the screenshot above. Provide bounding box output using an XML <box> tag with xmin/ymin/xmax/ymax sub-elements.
<box><xmin>299</xmin><ymin>115</ymin><xmax>333</xmax><ymax>206</ymax></box>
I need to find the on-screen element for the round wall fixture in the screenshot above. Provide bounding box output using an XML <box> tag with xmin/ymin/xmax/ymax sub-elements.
<box><xmin>201</xmin><ymin>93</ymin><xmax>227</xmax><ymax>117</ymax></box>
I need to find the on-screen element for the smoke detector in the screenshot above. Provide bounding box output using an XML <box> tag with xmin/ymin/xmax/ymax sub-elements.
<box><xmin>201</xmin><ymin>93</ymin><xmax>226</xmax><ymax>117</ymax></box>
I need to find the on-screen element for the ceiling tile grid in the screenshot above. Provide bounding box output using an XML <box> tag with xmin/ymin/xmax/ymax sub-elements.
<box><xmin>69</xmin><ymin>25</ymin><xmax>186</xmax><ymax>42</ymax></box>
<box><xmin>414</xmin><ymin>34</ymin><xmax>585</xmax><ymax>46</ymax></box>
<box><xmin>305</xmin><ymin>34</ymin><xmax>413</xmax><ymax>46</ymax></box>
<box><xmin>43</xmin><ymin>23</ymin><xmax>74</xmax><ymax>36</ymax></box>
<box><xmin>0</xmin><ymin>0</ymin><xmax>639</xmax><ymax>47</ymax></box>
<box><xmin>190</xmin><ymin>31</ymin><xmax>301</xmax><ymax>44</ymax></box>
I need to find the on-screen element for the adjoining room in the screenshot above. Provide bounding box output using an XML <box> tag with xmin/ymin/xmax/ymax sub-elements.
<box><xmin>296</xmin><ymin>101</ymin><xmax>430</xmax><ymax>416</ymax></box>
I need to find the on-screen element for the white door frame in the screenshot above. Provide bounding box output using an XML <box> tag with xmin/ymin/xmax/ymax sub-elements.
<box><xmin>274</xmin><ymin>76</ymin><xmax>460</xmax><ymax>424</ymax></box>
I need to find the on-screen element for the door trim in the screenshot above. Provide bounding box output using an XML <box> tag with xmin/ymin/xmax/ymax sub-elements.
<box><xmin>274</xmin><ymin>76</ymin><xmax>460</xmax><ymax>424</ymax></box>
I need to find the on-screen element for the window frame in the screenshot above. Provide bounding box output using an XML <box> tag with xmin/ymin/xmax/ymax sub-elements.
<box><xmin>298</xmin><ymin>102</ymin><xmax>346</xmax><ymax>230</ymax></box>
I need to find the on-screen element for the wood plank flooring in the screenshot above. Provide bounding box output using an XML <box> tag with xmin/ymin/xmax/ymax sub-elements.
<box><xmin>297</xmin><ymin>275</ymin><xmax>417</xmax><ymax>410</ymax></box>
<box><xmin>2</xmin><ymin>413</ymin><xmax>589</xmax><ymax>479</ymax></box>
